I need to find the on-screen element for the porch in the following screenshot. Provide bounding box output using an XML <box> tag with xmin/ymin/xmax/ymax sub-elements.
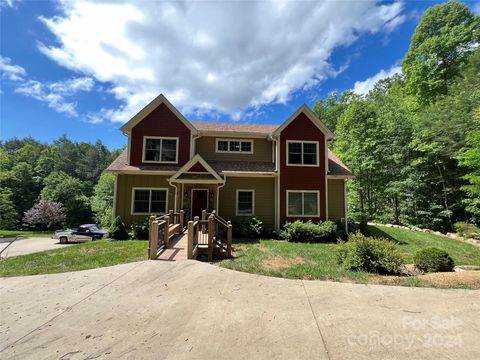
<box><xmin>148</xmin><ymin>209</ymin><xmax>232</xmax><ymax>261</ymax></box>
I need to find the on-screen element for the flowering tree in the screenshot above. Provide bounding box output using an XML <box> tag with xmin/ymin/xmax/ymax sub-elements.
<box><xmin>23</xmin><ymin>200</ymin><xmax>66</xmax><ymax>230</ymax></box>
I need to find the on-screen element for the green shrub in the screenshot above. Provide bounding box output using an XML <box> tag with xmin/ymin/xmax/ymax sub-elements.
<box><xmin>280</xmin><ymin>220</ymin><xmax>337</xmax><ymax>243</ymax></box>
<box><xmin>454</xmin><ymin>222</ymin><xmax>480</xmax><ymax>240</ymax></box>
<box><xmin>236</xmin><ymin>216</ymin><xmax>264</xmax><ymax>239</ymax></box>
<box><xmin>108</xmin><ymin>216</ymin><xmax>129</xmax><ymax>240</ymax></box>
<box><xmin>336</xmin><ymin>232</ymin><xmax>404</xmax><ymax>274</ymax></box>
<box><xmin>414</xmin><ymin>247</ymin><xmax>455</xmax><ymax>273</ymax></box>
<box><xmin>130</xmin><ymin>218</ymin><xmax>149</xmax><ymax>240</ymax></box>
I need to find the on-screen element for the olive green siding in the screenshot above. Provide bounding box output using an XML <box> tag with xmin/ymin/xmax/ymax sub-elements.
<box><xmin>327</xmin><ymin>179</ymin><xmax>345</xmax><ymax>221</ymax></box>
<box><xmin>219</xmin><ymin>176</ymin><xmax>276</xmax><ymax>230</ymax></box>
<box><xmin>196</xmin><ymin>136</ymin><xmax>273</xmax><ymax>162</ymax></box>
<box><xmin>115</xmin><ymin>174</ymin><xmax>176</xmax><ymax>225</ymax></box>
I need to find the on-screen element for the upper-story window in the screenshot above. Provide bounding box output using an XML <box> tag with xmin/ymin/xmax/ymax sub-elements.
<box><xmin>216</xmin><ymin>139</ymin><xmax>253</xmax><ymax>154</ymax></box>
<box><xmin>287</xmin><ymin>141</ymin><xmax>318</xmax><ymax>166</ymax></box>
<box><xmin>143</xmin><ymin>137</ymin><xmax>178</xmax><ymax>163</ymax></box>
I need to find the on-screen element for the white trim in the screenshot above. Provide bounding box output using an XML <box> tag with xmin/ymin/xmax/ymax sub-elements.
<box><xmin>126</xmin><ymin>134</ymin><xmax>131</xmax><ymax>165</ymax></box>
<box><xmin>236</xmin><ymin>189</ymin><xmax>255</xmax><ymax>216</ymax></box>
<box><xmin>142</xmin><ymin>136</ymin><xmax>179</xmax><ymax>164</ymax></box>
<box><xmin>120</xmin><ymin>94</ymin><xmax>198</xmax><ymax>134</ymax></box>
<box><xmin>112</xmin><ymin>174</ymin><xmax>118</xmax><ymax>219</ymax></box>
<box><xmin>215</xmin><ymin>138</ymin><xmax>254</xmax><ymax>154</ymax></box>
<box><xmin>131</xmin><ymin>187</ymin><xmax>169</xmax><ymax>215</ymax></box>
<box><xmin>191</xmin><ymin>188</ymin><xmax>209</xmax><ymax>217</ymax></box>
<box><xmin>274</xmin><ymin>176</ymin><xmax>279</xmax><ymax>230</ymax></box>
<box><xmin>221</xmin><ymin>172</ymin><xmax>276</xmax><ymax>177</ymax></box>
<box><xmin>272</xmin><ymin>104</ymin><xmax>334</xmax><ymax>139</ymax></box>
<box><xmin>286</xmin><ymin>140</ymin><xmax>319</xmax><ymax>167</ymax></box>
<box><xmin>170</xmin><ymin>153</ymin><xmax>223</xmax><ymax>182</ymax></box>
<box><xmin>286</xmin><ymin>190</ymin><xmax>320</xmax><ymax>217</ymax></box>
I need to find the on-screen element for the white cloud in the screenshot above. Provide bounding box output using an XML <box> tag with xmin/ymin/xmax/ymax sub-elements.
<box><xmin>40</xmin><ymin>0</ymin><xmax>405</xmax><ymax>123</ymax></box>
<box><xmin>1</xmin><ymin>56</ymin><xmax>94</xmax><ymax>116</ymax></box>
<box><xmin>0</xmin><ymin>0</ymin><xmax>20</xmax><ymax>9</ymax></box>
<box><xmin>353</xmin><ymin>65</ymin><xmax>402</xmax><ymax>95</ymax></box>
<box><xmin>14</xmin><ymin>77</ymin><xmax>94</xmax><ymax>117</ymax></box>
<box><xmin>0</xmin><ymin>56</ymin><xmax>26</xmax><ymax>81</ymax></box>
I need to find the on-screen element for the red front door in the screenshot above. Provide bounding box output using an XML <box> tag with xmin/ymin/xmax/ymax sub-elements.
<box><xmin>191</xmin><ymin>189</ymin><xmax>208</xmax><ymax>219</ymax></box>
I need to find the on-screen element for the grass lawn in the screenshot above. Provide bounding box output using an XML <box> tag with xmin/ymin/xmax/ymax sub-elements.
<box><xmin>0</xmin><ymin>240</ymin><xmax>148</xmax><ymax>277</ymax></box>
<box><xmin>220</xmin><ymin>225</ymin><xmax>480</xmax><ymax>289</ymax></box>
<box><xmin>0</xmin><ymin>230</ymin><xmax>54</xmax><ymax>238</ymax></box>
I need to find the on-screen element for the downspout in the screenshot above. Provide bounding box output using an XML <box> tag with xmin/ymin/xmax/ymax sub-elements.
<box><xmin>216</xmin><ymin>176</ymin><xmax>226</xmax><ymax>214</ymax></box>
<box><xmin>168</xmin><ymin>179</ymin><xmax>179</xmax><ymax>212</ymax></box>
<box><xmin>268</xmin><ymin>134</ymin><xmax>280</xmax><ymax>230</ymax></box>
<box><xmin>190</xmin><ymin>132</ymin><xmax>200</xmax><ymax>159</ymax></box>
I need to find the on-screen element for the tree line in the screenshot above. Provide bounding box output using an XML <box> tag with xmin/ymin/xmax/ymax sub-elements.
<box><xmin>0</xmin><ymin>135</ymin><xmax>121</xmax><ymax>229</ymax></box>
<box><xmin>313</xmin><ymin>2</ymin><xmax>480</xmax><ymax>232</ymax></box>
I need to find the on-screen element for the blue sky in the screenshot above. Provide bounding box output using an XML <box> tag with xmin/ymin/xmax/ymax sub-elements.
<box><xmin>1</xmin><ymin>0</ymin><xmax>478</xmax><ymax>149</ymax></box>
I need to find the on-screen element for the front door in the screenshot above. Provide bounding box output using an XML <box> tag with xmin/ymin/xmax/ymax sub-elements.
<box><xmin>191</xmin><ymin>189</ymin><xmax>208</xmax><ymax>219</ymax></box>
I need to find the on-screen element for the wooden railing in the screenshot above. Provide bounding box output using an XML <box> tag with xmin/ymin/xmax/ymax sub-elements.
<box><xmin>148</xmin><ymin>210</ymin><xmax>185</xmax><ymax>259</ymax></box>
<box><xmin>187</xmin><ymin>209</ymin><xmax>232</xmax><ymax>260</ymax></box>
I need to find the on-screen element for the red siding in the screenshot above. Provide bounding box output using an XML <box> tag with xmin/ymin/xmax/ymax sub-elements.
<box><xmin>279</xmin><ymin>112</ymin><xmax>327</xmax><ymax>224</ymax></box>
<box><xmin>130</xmin><ymin>103</ymin><xmax>191</xmax><ymax>167</ymax></box>
<box><xmin>188</xmin><ymin>162</ymin><xmax>208</xmax><ymax>172</ymax></box>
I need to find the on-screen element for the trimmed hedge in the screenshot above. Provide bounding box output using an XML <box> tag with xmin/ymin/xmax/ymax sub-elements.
<box><xmin>130</xmin><ymin>217</ymin><xmax>149</xmax><ymax>240</ymax></box>
<box><xmin>280</xmin><ymin>220</ymin><xmax>337</xmax><ymax>243</ymax></box>
<box><xmin>414</xmin><ymin>247</ymin><xmax>455</xmax><ymax>273</ymax></box>
<box><xmin>235</xmin><ymin>216</ymin><xmax>265</xmax><ymax>239</ymax></box>
<box><xmin>336</xmin><ymin>232</ymin><xmax>404</xmax><ymax>274</ymax></box>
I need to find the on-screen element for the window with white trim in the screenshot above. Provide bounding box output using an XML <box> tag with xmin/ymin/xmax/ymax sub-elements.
<box><xmin>132</xmin><ymin>188</ymin><xmax>167</xmax><ymax>214</ymax></box>
<box><xmin>287</xmin><ymin>191</ymin><xmax>319</xmax><ymax>216</ymax></box>
<box><xmin>143</xmin><ymin>137</ymin><xmax>178</xmax><ymax>163</ymax></box>
<box><xmin>236</xmin><ymin>190</ymin><xmax>254</xmax><ymax>216</ymax></box>
<box><xmin>216</xmin><ymin>139</ymin><xmax>253</xmax><ymax>153</ymax></box>
<box><xmin>287</xmin><ymin>141</ymin><xmax>318</xmax><ymax>165</ymax></box>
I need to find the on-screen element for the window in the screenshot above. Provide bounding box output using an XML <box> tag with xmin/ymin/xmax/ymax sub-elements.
<box><xmin>143</xmin><ymin>137</ymin><xmax>178</xmax><ymax>163</ymax></box>
<box><xmin>287</xmin><ymin>141</ymin><xmax>318</xmax><ymax>166</ymax></box>
<box><xmin>132</xmin><ymin>188</ymin><xmax>167</xmax><ymax>214</ymax></box>
<box><xmin>287</xmin><ymin>191</ymin><xmax>319</xmax><ymax>217</ymax></box>
<box><xmin>216</xmin><ymin>139</ymin><xmax>253</xmax><ymax>154</ymax></box>
<box><xmin>236</xmin><ymin>190</ymin><xmax>254</xmax><ymax>216</ymax></box>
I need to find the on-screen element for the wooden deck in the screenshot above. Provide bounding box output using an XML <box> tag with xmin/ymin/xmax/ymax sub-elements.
<box><xmin>157</xmin><ymin>233</ymin><xmax>189</xmax><ymax>261</ymax></box>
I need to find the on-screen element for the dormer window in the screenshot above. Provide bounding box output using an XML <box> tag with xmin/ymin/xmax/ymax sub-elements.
<box><xmin>287</xmin><ymin>141</ymin><xmax>318</xmax><ymax>166</ymax></box>
<box><xmin>143</xmin><ymin>137</ymin><xmax>178</xmax><ymax>163</ymax></box>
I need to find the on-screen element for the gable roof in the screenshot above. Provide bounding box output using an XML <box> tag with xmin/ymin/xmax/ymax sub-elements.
<box><xmin>170</xmin><ymin>154</ymin><xmax>224</xmax><ymax>182</ymax></box>
<box><xmin>272</xmin><ymin>104</ymin><xmax>334</xmax><ymax>140</ymax></box>
<box><xmin>120</xmin><ymin>94</ymin><xmax>198</xmax><ymax>135</ymax></box>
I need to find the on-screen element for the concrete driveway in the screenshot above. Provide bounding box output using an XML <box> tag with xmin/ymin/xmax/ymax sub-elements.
<box><xmin>1</xmin><ymin>261</ymin><xmax>479</xmax><ymax>359</ymax></box>
<box><xmin>0</xmin><ymin>237</ymin><xmax>73</xmax><ymax>259</ymax></box>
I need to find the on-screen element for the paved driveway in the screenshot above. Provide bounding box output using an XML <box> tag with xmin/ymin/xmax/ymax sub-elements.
<box><xmin>1</xmin><ymin>261</ymin><xmax>479</xmax><ymax>359</ymax></box>
<box><xmin>0</xmin><ymin>237</ymin><xmax>73</xmax><ymax>259</ymax></box>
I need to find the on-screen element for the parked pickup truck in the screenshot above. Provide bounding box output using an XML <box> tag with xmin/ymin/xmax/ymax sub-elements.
<box><xmin>54</xmin><ymin>224</ymin><xmax>107</xmax><ymax>244</ymax></box>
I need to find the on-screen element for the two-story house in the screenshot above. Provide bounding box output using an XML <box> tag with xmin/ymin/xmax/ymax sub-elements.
<box><xmin>107</xmin><ymin>94</ymin><xmax>353</xmax><ymax>232</ymax></box>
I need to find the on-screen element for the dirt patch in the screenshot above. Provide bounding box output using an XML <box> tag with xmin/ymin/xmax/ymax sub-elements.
<box><xmin>419</xmin><ymin>271</ymin><xmax>480</xmax><ymax>287</ymax></box>
<box><xmin>262</xmin><ymin>256</ymin><xmax>305</xmax><ymax>270</ymax></box>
